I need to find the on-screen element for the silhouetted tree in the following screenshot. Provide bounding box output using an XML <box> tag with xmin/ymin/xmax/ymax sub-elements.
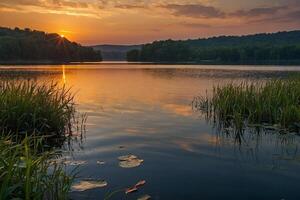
<box><xmin>0</xmin><ymin>27</ymin><xmax>102</xmax><ymax>62</ymax></box>
<box><xmin>127</xmin><ymin>30</ymin><xmax>300</xmax><ymax>64</ymax></box>
<box><xmin>126</xmin><ymin>49</ymin><xmax>140</xmax><ymax>61</ymax></box>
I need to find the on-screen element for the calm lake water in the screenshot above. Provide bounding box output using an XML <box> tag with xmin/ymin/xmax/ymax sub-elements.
<box><xmin>2</xmin><ymin>64</ymin><xmax>300</xmax><ymax>200</ymax></box>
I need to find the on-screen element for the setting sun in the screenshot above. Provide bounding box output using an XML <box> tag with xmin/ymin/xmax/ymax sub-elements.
<box><xmin>60</xmin><ymin>34</ymin><xmax>64</xmax><ymax>38</ymax></box>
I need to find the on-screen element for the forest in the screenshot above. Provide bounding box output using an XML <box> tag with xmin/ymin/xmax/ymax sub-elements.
<box><xmin>127</xmin><ymin>30</ymin><xmax>300</xmax><ymax>64</ymax></box>
<box><xmin>0</xmin><ymin>27</ymin><xmax>102</xmax><ymax>63</ymax></box>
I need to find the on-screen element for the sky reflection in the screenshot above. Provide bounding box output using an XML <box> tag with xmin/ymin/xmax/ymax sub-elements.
<box><xmin>3</xmin><ymin>65</ymin><xmax>300</xmax><ymax>200</ymax></box>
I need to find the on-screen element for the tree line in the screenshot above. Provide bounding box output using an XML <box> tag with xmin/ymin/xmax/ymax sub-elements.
<box><xmin>0</xmin><ymin>27</ymin><xmax>102</xmax><ymax>63</ymax></box>
<box><xmin>127</xmin><ymin>30</ymin><xmax>300</xmax><ymax>64</ymax></box>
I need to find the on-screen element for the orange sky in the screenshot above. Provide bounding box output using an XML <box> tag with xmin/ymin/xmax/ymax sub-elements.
<box><xmin>1</xmin><ymin>0</ymin><xmax>300</xmax><ymax>45</ymax></box>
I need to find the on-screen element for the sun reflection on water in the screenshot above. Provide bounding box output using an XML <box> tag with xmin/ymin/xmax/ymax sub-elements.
<box><xmin>62</xmin><ymin>65</ymin><xmax>66</xmax><ymax>84</ymax></box>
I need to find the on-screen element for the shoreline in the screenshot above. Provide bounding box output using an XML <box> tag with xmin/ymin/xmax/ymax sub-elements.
<box><xmin>1</xmin><ymin>60</ymin><xmax>300</xmax><ymax>66</ymax></box>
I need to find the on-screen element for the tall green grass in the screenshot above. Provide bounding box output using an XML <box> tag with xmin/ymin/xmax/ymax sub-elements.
<box><xmin>194</xmin><ymin>77</ymin><xmax>300</xmax><ymax>132</ymax></box>
<box><xmin>0</xmin><ymin>80</ymin><xmax>76</xmax><ymax>138</ymax></box>
<box><xmin>0</xmin><ymin>80</ymin><xmax>82</xmax><ymax>199</ymax></box>
<box><xmin>0</xmin><ymin>136</ymin><xmax>75</xmax><ymax>200</ymax></box>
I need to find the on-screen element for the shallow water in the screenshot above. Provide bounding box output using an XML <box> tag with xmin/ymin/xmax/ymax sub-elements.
<box><xmin>2</xmin><ymin>64</ymin><xmax>300</xmax><ymax>200</ymax></box>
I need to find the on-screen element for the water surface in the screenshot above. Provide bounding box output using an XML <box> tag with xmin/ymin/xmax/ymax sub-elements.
<box><xmin>2</xmin><ymin>64</ymin><xmax>300</xmax><ymax>200</ymax></box>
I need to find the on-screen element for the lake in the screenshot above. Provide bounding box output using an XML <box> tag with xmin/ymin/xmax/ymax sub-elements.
<box><xmin>2</xmin><ymin>64</ymin><xmax>300</xmax><ymax>200</ymax></box>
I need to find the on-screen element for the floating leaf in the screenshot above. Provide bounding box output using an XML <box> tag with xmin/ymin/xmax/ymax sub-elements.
<box><xmin>118</xmin><ymin>154</ymin><xmax>144</xmax><ymax>168</ymax></box>
<box><xmin>125</xmin><ymin>186</ymin><xmax>138</xmax><ymax>194</ymax></box>
<box><xmin>125</xmin><ymin>180</ymin><xmax>147</xmax><ymax>195</ymax></box>
<box><xmin>119</xmin><ymin>159</ymin><xmax>144</xmax><ymax>168</ymax></box>
<box><xmin>118</xmin><ymin>155</ymin><xmax>138</xmax><ymax>161</ymax></box>
<box><xmin>71</xmin><ymin>180</ymin><xmax>107</xmax><ymax>192</ymax></box>
<box><xmin>64</xmin><ymin>160</ymin><xmax>87</xmax><ymax>166</ymax></box>
<box><xmin>137</xmin><ymin>194</ymin><xmax>151</xmax><ymax>200</ymax></box>
<box><xmin>135</xmin><ymin>180</ymin><xmax>146</xmax><ymax>188</ymax></box>
<box><xmin>96</xmin><ymin>160</ymin><xmax>106</xmax><ymax>165</ymax></box>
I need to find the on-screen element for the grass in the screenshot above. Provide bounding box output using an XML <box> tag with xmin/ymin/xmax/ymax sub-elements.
<box><xmin>0</xmin><ymin>80</ymin><xmax>82</xmax><ymax>199</ymax></box>
<box><xmin>0</xmin><ymin>136</ymin><xmax>75</xmax><ymax>200</ymax></box>
<box><xmin>0</xmin><ymin>80</ymin><xmax>76</xmax><ymax>139</ymax></box>
<box><xmin>193</xmin><ymin>77</ymin><xmax>300</xmax><ymax>133</ymax></box>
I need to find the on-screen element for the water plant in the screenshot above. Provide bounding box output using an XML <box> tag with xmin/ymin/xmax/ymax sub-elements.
<box><xmin>0</xmin><ymin>80</ymin><xmax>76</xmax><ymax>139</ymax></box>
<box><xmin>193</xmin><ymin>77</ymin><xmax>300</xmax><ymax>133</ymax></box>
<box><xmin>0</xmin><ymin>136</ymin><xmax>75</xmax><ymax>200</ymax></box>
<box><xmin>0</xmin><ymin>79</ymin><xmax>83</xmax><ymax>199</ymax></box>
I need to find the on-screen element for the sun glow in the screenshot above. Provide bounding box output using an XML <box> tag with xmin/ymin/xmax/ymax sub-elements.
<box><xmin>60</xmin><ymin>34</ymin><xmax>64</xmax><ymax>38</ymax></box>
<box><xmin>62</xmin><ymin>65</ymin><xmax>66</xmax><ymax>84</ymax></box>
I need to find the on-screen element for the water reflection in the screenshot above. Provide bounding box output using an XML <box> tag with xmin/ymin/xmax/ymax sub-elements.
<box><xmin>2</xmin><ymin>65</ymin><xmax>300</xmax><ymax>200</ymax></box>
<box><xmin>62</xmin><ymin>65</ymin><xmax>66</xmax><ymax>84</ymax></box>
<box><xmin>192</xmin><ymin>94</ymin><xmax>300</xmax><ymax>171</ymax></box>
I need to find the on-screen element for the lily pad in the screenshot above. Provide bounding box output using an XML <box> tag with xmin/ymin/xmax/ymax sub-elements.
<box><xmin>118</xmin><ymin>154</ymin><xmax>144</xmax><ymax>168</ymax></box>
<box><xmin>71</xmin><ymin>180</ymin><xmax>107</xmax><ymax>192</ymax></box>
<box><xmin>118</xmin><ymin>155</ymin><xmax>138</xmax><ymax>161</ymax></box>
<box><xmin>137</xmin><ymin>195</ymin><xmax>151</xmax><ymax>200</ymax></box>
<box><xmin>119</xmin><ymin>159</ymin><xmax>144</xmax><ymax>168</ymax></box>
<box><xmin>96</xmin><ymin>160</ymin><xmax>106</xmax><ymax>165</ymax></box>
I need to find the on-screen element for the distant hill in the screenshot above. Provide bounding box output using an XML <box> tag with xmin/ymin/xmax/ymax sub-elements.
<box><xmin>127</xmin><ymin>30</ymin><xmax>300</xmax><ymax>64</ymax></box>
<box><xmin>92</xmin><ymin>44</ymin><xmax>141</xmax><ymax>61</ymax></box>
<box><xmin>185</xmin><ymin>30</ymin><xmax>300</xmax><ymax>47</ymax></box>
<box><xmin>0</xmin><ymin>27</ymin><xmax>102</xmax><ymax>63</ymax></box>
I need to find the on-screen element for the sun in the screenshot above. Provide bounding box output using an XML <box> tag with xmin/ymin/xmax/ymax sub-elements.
<box><xmin>60</xmin><ymin>34</ymin><xmax>64</xmax><ymax>38</ymax></box>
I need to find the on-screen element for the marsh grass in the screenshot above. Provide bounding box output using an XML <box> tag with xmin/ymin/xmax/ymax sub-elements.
<box><xmin>193</xmin><ymin>77</ymin><xmax>300</xmax><ymax>133</ymax></box>
<box><xmin>0</xmin><ymin>135</ymin><xmax>75</xmax><ymax>200</ymax></box>
<box><xmin>0</xmin><ymin>80</ymin><xmax>76</xmax><ymax>140</ymax></box>
<box><xmin>0</xmin><ymin>80</ymin><xmax>84</xmax><ymax>199</ymax></box>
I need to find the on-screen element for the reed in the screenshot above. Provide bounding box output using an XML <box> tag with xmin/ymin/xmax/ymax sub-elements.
<box><xmin>193</xmin><ymin>77</ymin><xmax>300</xmax><ymax>132</ymax></box>
<box><xmin>0</xmin><ymin>80</ymin><xmax>82</xmax><ymax>199</ymax></box>
<box><xmin>0</xmin><ymin>80</ymin><xmax>76</xmax><ymax>138</ymax></box>
<box><xmin>0</xmin><ymin>136</ymin><xmax>75</xmax><ymax>200</ymax></box>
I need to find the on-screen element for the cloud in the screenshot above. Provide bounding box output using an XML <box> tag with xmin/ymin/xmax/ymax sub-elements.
<box><xmin>231</xmin><ymin>6</ymin><xmax>287</xmax><ymax>17</ymax></box>
<box><xmin>247</xmin><ymin>9</ymin><xmax>300</xmax><ymax>24</ymax></box>
<box><xmin>52</xmin><ymin>0</ymin><xmax>89</xmax><ymax>8</ymax></box>
<box><xmin>1</xmin><ymin>0</ymin><xmax>300</xmax><ymax>33</ymax></box>
<box><xmin>279</xmin><ymin>0</ymin><xmax>300</xmax><ymax>7</ymax></box>
<box><xmin>161</xmin><ymin>3</ymin><xmax>287</xmax><ymax>20</ymax></box>
<box><xmin>114</xmin><ymin>4</ymin><xmax>146</xmax><ymax>9</ymax></box>
<box><xmin>180</xmin><ymin>22</ymin><xmax>212</xmax><ymax>28</ymax></box>
<box><xmin>285</xmin><ymin>10</ymin><xmax>300</xmax><ymax>19</ymax></box>
<box><xmin>161</xmin><ymin>3</ymin><xmax>225</xmax><ymax>18</ymax></box>
<box><xmin>0</xmin><ymin>0</ymin><xmax>103</xmax><ymax>18</ymax></box>
<box><xmin>160</xmin><ymin>3</ymin><xmax>290</xmax><ymax>22</ymax></box>
<box><xmin>0</xmin><ymin>0</ymin><xmax>90</xmax><ymax>9</ymax></box>
<box><xmin>0</xmin><ymin>1</ymin><xmax>294</xmax><ymax>21</ymax></box>
<box><xmin>0</xmin><ymin>0</ymin><xmax>44</xmax><ymax>6</ymax></box>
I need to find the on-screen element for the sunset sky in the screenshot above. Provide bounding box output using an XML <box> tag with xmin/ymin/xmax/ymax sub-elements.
<box><xmin>1</xmin><ymin>0</ymin><xmax>300</xmax><ymax>45</ymax></box>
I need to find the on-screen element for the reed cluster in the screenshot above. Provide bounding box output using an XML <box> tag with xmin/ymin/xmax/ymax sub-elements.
<box><xmin>0</xmin><ymin>80</ymin><xmax>76</xmax><ymax>138</ymax></box>
<box><xmin>0</xmin><ymin>80</ymin><xmax>81</xmax><ymax>199</ymax></box>
<box><xmin>194</xmin><ymin>77</ymin><xmax>300</xmax><ymax>132</ymax></box>
<box><xmin>0</xmin><ymin>136</ymin><xmax>74</xmax><ymax>200</ymax></box>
